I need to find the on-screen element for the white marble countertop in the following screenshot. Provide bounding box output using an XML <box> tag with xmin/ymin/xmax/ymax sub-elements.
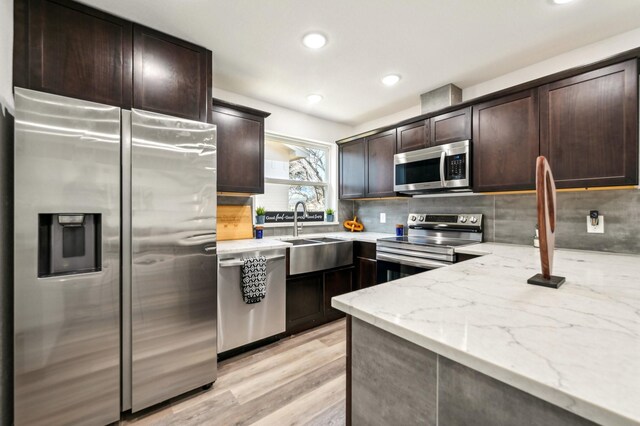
<box><xmin>217</xmin><ymin>231</ymin><xmax>395</xmax><ymax>254</ymax></box>
<box><xmin>332</xmin><ymin>243</ymin><xmax>640</xmax><ymax>426</ymax></box>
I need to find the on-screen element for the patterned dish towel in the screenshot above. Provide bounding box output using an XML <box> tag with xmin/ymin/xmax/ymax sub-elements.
<box><xmin>241</xmin><ymin>256</ymin><xmax>267</xmax><ymax>304</ymax></box>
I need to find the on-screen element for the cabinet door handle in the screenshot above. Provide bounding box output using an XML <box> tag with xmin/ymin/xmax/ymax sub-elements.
<box><xmin>219</xmin><ymin>254</ymin><xmax>285</xmax><ymax>268</ymax></box>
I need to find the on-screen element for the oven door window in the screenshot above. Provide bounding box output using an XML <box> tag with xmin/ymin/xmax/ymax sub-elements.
<box><xmin>395</xmin><ymin>157</ymin><xmax>441</xmax><ymax>186</ymax></box>
<box><xmin>377</xmin><ymin>259</ymin><xmax>430</xmax><ymax>284</ymax></box>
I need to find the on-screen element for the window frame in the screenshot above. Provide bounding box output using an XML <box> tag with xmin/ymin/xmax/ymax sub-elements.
<box><xmin>254</xmin><ymin>132</ymin><xmax>338</xmax><ymax>225</ymax></box>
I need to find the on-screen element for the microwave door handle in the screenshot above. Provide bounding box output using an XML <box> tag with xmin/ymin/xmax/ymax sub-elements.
<box><xmin>439</xmin><ymin>151</ymin><xmax>446</xmax><ymax>187</ymax></box>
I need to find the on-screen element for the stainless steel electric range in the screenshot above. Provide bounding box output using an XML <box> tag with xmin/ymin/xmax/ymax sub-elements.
<box><xmin>376</xmin><ymin>213</ymin><xmax>483</xmax><ymax>283</ymax></box>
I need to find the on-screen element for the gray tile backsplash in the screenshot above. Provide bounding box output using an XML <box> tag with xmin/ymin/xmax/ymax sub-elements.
<box><xmin>409</xmin><ymin>195</ymin><xmax>496</xmax><ymax>242</ymax></box>
<box><xmin>353</xmin><ymin>198</ymin><xmax>409</xmax><ymax>234</ymax></box>
<box><xmin>354</xmin><ymin>188</ymin><xmax>640</xmax><ymax>254</ymax></box>
<box><xmin>494</xmin><ymin>193</ymin><xmax>537</xmax><ymax>245</ymax></box>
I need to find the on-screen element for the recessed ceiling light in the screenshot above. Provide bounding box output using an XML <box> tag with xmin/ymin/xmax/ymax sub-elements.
<box><xmin>382</xmin><ymin>74</ymin><xmax>401</xmax><ymax>86</ymax></box>
<box><xmin>552</xmin><ymin>0</ymin><xmax>575</xmax><ymax>4</ymax></box>
<box><xmin>307</xmin><ymin>94</ymin><xmax>323</xmax><ymax>104</ymax></box>
<box><xmin>302</xmin><ymin>33</ymin><xmax>327</xmax><ymax>49</ymax></box>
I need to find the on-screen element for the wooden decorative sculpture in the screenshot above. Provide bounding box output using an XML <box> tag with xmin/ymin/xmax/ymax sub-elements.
<box><xmin>343</xmin><ymin>216</ymin><xmax>364</xmax><ymax>232</ymax></box>
<box><xmin>527</xmin><ymin>156</ymin><xmax>566</xmax><ymax>289</ymax></box>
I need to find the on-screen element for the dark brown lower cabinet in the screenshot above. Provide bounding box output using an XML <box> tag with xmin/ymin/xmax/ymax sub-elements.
<box><xmin>286</xmin><ymin>272</ymin><xmax>324</xmax><ymax>335</ymax></box>
<box><xmin>324</xmin><ymin>267</ymin><xmax>354</xmax><ymax>322</ymax></box>
<box><xmin>286</xmin><ymin>266</ymin><xmax>354</xmax><ymax>334</ymax></box>
<box><xmin>354</xmin><ymin>241</ymin><xmax>377</xmax><ymax>289</ymax></box>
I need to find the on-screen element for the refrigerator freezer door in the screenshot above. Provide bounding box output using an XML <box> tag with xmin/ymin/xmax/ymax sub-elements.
<box><xmin>13</xmin><ymin>88</ymin><xmax>121</xmax><ymax>425</ymax></box>
<box><xmin>130</xmin><ymin>109</ymin><xmax>217</xmax><ymax>412</ymax></box>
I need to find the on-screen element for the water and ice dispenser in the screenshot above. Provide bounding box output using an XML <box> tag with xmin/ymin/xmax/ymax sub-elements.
<box><xmin>38</xmin><ymin>213</ymin><xmax>102</xmax><ymax>277</ymax></box>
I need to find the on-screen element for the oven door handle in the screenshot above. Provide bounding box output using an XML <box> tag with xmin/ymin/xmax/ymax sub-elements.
<box><xmin>439</xmin><ymin>151</ymin><xmax>446</xmax><ymax>187</ymax></box>
<box><xmin>376</xmin><ymin>246</ymin><xmax>453</xmax><ymax>261</ymax></box>
<box><xmin>376</xmin><ymin>252</ymin><xmax>451</xmax><ymax>269</ymax></box>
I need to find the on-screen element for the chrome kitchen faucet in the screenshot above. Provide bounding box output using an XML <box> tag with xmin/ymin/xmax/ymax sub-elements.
<box><xmin>293</xmin><ymin>201</ymin><xmax>308</xmax><ymax>237</ymax></box>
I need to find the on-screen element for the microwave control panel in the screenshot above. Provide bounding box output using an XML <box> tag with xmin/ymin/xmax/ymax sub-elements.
<box><xmin>445</xmin><ymin>154</ymin><xmax>466</xmax><ymax>180</ymax></box>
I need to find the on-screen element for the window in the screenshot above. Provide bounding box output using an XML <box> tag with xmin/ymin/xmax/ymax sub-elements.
<box><xmin>254</xmin><ymin>134</ymin><xmax>336</xmax><ymax>222</ymax></box>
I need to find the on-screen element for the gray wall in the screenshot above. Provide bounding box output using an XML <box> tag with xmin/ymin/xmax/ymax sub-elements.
<box><xmin>351</xmin><ymin>188</ymin><xmax>640</xmax><ymax>254</ymax></box>
<box><xmin>1</xmin><ymin>105</ymin><xmax>14</xmax><ymax>425</ymax></box>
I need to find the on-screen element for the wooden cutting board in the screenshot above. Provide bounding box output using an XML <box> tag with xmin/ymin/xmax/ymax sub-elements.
<box><xmin>217</xmin><ymin>205</ymin><xmax>254</xmax><ymax>241</ymax></box>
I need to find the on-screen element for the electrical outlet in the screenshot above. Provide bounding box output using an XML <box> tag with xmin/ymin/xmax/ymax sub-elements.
<box><xmin>380</xmin><ymin>212</ymin><xmax>386</xmax><ymax>223</ymax></box>
<box><xmin>586</xmin><ymin>215</ymin><xmax>604</xmax><ymax>234</ymax></box>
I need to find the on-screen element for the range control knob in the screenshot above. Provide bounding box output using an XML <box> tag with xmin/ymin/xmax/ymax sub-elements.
<box><xmin>410</xmin><ymin>215</ymin><xmax>417</xmax><ymax>221</ymax></box>
<box><xmin>459</xmin><ymin>216</ymin><xmax>468</xmax><ymax>223</ymax></box>
<box><xmin>419</xmin><ymin>216</ymin><xmax>425</xmax><ymax>222</ymax></box>
<box><xmin>470</xmin><ymin>216</ymin><xmax>478</xmax><ymax>224</ymax></box>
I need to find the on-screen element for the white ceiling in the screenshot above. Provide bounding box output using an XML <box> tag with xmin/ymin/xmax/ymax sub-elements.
<box><xmin>79</xmin><ymin>0</ymin><xmax>640</xmax><ymax>126</ymax></box>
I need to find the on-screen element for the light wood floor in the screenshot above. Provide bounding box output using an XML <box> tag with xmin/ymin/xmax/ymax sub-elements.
<box><xmin>121</xmin><ymin>319</ymin><xmax>347</xmax><ymax>426</ymax></box>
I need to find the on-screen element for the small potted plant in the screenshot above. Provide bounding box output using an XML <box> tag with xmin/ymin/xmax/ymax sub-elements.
<box><xmin>326</xmin><ymin>208</ymin><xmax>335</xmax><ymax>222</ymax></box>
<box><xmin>255</xmin><ymin>206</ymin><xmax>266</xmax><ymax>224</ymax></box>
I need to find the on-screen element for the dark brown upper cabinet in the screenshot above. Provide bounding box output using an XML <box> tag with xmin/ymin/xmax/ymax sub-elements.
<box><xmin>133</xmin><ymin>25</ymin><xmax>211</xmax><ymax>122</ymax></box>
<box><xmin>13</xmin><ymin>0</ymin><xmax>133</xmax><ymax>108</ymax></box>
<box><xmin>473</xmin><ymin>90</ymin><xmax>540</xmax><ymax>192</ymax></box>
<box><xmin>210</xmin><ymin>99</ymin><xmax>270</xmax><ymax>194</ymax></box>
<box><xmin>365</xmin><ymin>129</ymin><xmax>397</xmax><ymax>197</ymax></box>
<box><xmin>14</xmin><ymin>0</ymin><xmax>212</xmax><ymax>122</ymax></box>
<box><xmin>339</xmin><ymin>130</ymin><xmax>397</xmax><ymax>199</ymax></box>
<box><xmin>339</xmin><ymin>139</ymin><xmax>366</xmax><ymax>199</ymax></box>
<box><xmin>429</xmin><ymin>107</ymin><xmax>471</xmax><ymax>146</ymax></box>
<box><xmin>540</xmin><ymin>60</ymin><xmax>638</xmax><ymax>188</ymax></box>
<box><xmin>396</xmin><ymin>119</ymin><xmax>429</xmax><ymax>153</ymax></box>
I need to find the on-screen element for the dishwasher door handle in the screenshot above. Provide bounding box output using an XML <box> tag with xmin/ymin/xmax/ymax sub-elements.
<box><xmin>219</xmin><ymin>254</ymin><xmax>285</xmax><ymax>268</ymax></box>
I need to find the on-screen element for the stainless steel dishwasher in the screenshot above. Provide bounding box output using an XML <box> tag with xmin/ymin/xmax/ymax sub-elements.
<box><xmin>217</xmin><ymin>248</ymin><xmax>286</xmax><ymax>353</ymax></box>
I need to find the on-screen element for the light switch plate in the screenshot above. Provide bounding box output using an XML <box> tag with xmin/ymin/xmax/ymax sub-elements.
<box><xmin>586</xmin><ymin>215</ymin><xmax>604</xmax><ymax>234</ymax></box>
<box><xmin>380</xmin><ymin>213</ymin><xmax>386</xmax><ymax>223</ymax></box>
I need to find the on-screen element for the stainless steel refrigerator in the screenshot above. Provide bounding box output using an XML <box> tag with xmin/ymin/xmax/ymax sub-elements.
<box><xmin>13</xmin><ymin>88</ymin><xmax>218</xmax><ymax>425</ymax></box>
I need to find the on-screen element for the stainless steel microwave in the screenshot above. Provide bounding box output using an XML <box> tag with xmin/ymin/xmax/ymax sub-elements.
<box><xmin>394</xmin><ymin>140</ymin><xmax>471</xmax><ymax>194</ymax></box>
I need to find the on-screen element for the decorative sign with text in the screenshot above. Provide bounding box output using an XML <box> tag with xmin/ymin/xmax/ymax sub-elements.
<box><xmin>264</xmin><ymin>211</ymin><xmax>325</xmax><ymax>223</ymax></box>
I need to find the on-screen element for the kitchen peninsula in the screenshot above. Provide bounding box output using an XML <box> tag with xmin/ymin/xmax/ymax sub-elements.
<box><xmin>333</xmin><ymin>243</ymin><xmax>640</xmax><ymax>426</ymax></box>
